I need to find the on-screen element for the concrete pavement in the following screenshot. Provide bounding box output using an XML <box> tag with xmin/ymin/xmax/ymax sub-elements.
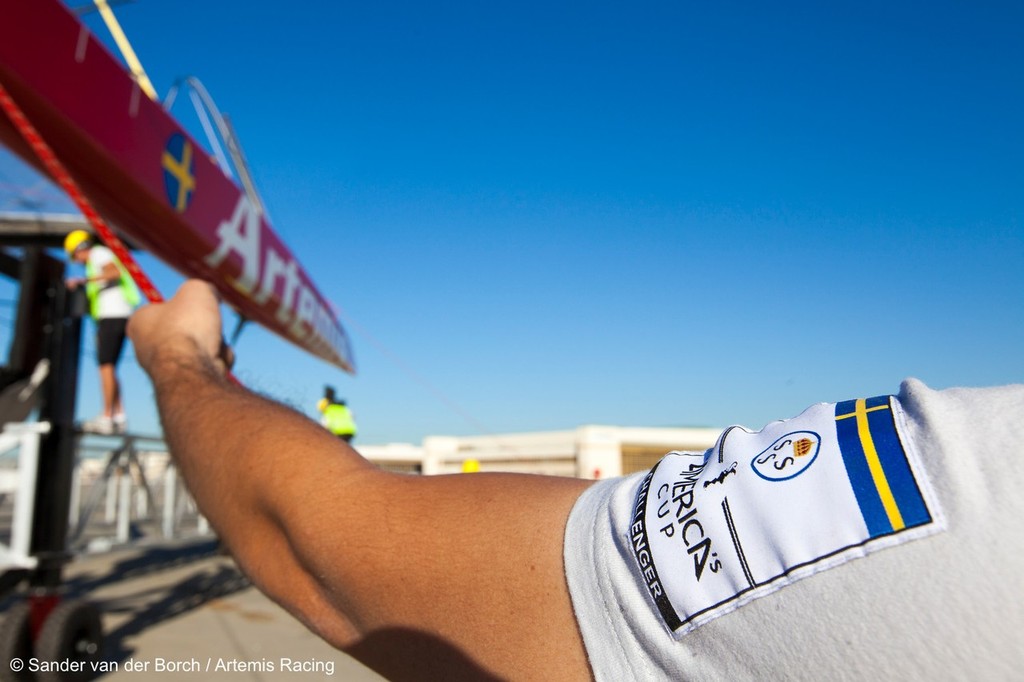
<box><xmin>38</xmin><ymin>539</ymin><xmax>385</xmax><ymax>682</ymax></box>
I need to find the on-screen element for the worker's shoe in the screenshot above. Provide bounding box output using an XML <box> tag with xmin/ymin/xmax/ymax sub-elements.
<box><xmin>83</xmin><ymin>415</ymin><xmax>115</xmax><ymax>435</ymax></box>
<box><xmin>113</xmin><ymin>413</ymin><xmax>127</xmax><ymax>433</ymax></box>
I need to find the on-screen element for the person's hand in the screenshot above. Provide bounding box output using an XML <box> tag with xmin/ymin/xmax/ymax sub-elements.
<box><xmin>65</xmin><ymin>277</ymin><xmax>85</xmax><ymax>290</ymax></box>
<box><xmin>128</xmin><ymin>280</ymin><xmax>232</xmax><ymax>376</ymax></box>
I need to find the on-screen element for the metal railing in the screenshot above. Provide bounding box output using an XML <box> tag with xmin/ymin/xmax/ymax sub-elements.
<box><xmin>68</xmin><ymin>430</ymin><xmax>211</xmax><ymax>553</ymax></box>
<box><xmin>0</xmin><ymin>422</ymin><xmax>212</xmax><ymax>576</ymax></box>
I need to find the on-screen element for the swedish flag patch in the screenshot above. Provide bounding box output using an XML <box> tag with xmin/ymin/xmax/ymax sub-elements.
<box><xmin>835</xmin><ymin>396</ymin><xmax>932</xmax><ymax>537</ymax></box>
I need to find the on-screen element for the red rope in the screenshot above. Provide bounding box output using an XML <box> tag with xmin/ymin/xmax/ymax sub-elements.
<box><xmin>0</xmin><ymin>81</ymin><xmax>163</xmax><ymax>303</ymax></box>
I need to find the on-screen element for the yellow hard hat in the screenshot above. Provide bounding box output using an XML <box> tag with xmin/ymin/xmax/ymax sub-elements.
<box><xmin>63</xmin><ymin>230</ymin><xmax>91</xmax><ymax>256</ymax></box>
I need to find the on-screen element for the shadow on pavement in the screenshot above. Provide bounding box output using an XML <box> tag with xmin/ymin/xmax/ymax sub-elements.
<box><xmin>99</xmin><ymin>561</ymin><xmax>251</xmax><ymax>663</ymax></box>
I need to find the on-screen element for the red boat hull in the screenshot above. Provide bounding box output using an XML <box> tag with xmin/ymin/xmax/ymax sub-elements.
<box><xmin>0</xmin><ymin>0</ymin><xmax>354</xmax><ymax>372</ymax></box>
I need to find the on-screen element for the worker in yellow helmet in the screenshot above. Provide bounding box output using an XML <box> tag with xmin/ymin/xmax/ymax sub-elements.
<box><xmin>64</xmin><ymin>230</ymin><xmax>141</xmax><ymax>434</ymax></box>
<box><xmin>317</xmin><ymin>386</ymin><xmax>357</xmax><ymax>443</ymax></box>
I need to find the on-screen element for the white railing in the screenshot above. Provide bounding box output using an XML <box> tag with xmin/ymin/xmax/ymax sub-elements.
<box><xmin>0</xmin><ymin>422</ymin><xmax>50</xmax><ymax>569</ymax></box>
<box><xmin>0</xmin><ymin>422</ymin><xmax>212</xmax><ymax>575</ymax></box>
<box><xmin>69</xmin><ymin>432</ymin><xmax>210</xmax><ymax>553</ymax></box>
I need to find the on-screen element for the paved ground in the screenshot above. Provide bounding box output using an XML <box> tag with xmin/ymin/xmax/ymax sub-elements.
<box><xmin>4</xmin><ymin>539</ymin><xmax>385</xmax><ymax>681</ymax></box>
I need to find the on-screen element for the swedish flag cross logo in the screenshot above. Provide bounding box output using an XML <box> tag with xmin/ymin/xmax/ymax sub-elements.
<box><xmin>162</xmin><ymin>133</ymin><xmax>195</xmax><ymax>213</ymax></box>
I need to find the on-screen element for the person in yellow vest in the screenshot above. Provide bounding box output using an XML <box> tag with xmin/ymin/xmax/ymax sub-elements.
<box><xmin>317</xmin><ymin>389</ymin><xmax>357</xmax><ymax>443</ymax></box>
<box><xmin>64</xmin><ymin>230</ymin><xmax>141</xmax><ymax>434</ymax></box>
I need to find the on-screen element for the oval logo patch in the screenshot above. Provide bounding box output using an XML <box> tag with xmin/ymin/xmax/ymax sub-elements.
<box><xmin>751</xmin><ymin>431</ymin><xmax>820</xmax><ymax>481</ymax></box>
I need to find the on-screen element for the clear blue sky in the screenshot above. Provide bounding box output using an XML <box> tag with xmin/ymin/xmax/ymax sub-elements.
<box><xmin>2</xmin><ymin>0</ymin><xmax>1022</xmax><ymax>443</ymax></box>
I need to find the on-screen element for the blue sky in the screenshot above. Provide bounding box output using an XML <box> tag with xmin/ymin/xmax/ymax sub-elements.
<box><xmin>2</xmin><ymin>0</ymin><xmax>1022</xmax><ymax>443</ymax></box>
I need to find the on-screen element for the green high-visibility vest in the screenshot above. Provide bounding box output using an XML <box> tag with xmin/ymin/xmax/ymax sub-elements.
<box><xmin>323</xmin><ymin>403</ymin><xmax>357</xmax><ymax>436</ymax></box>
<box><xmin>85</xmin><ymin>254</ymin><xmax>141</xmax><ymax>319</ymax></box>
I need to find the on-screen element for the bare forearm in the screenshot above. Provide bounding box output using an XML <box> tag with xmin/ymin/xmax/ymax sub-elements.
<box><xmin>146</xmin><ymin>343</ymin><xmax>373</xmax><ymax>644</ymax></box>
<box><xmin>148</xmin><ymin>343</ymin><xmax>373</xmax><ymax>542</ymax></box>
<box><xmin>148</xmin><ymin>348</ymin><xmax>253</xmax><ymax>532</ymax></box>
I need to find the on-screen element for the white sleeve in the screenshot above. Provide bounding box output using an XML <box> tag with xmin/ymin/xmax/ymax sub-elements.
<box><xmin>564</xmin><ymin>379</ymin><xmax>1024</xmax><ymax>681</ymax></box>
<box><xmin>88</xmin><ymin>245</ymin><xmax>115</xmax><ymax>271</ymax></box>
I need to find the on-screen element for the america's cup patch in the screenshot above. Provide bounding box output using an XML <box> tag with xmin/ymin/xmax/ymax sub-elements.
<box><xmin>628</xmin><ymin>395</ymin><xmax>943</xmax><ymax>637</ymax></box>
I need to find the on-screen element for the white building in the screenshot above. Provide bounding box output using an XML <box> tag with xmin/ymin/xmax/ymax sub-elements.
<box><xmin>358</xmin><ymin>425</ymin><xmax>722</xmax><ymax>479</ymax></box>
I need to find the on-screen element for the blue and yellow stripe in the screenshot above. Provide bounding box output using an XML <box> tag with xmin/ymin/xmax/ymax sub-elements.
<box><xmin>835</xmin><ymin>396</ymin><xmax>931</xmax><ymax>537</ymax></box>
